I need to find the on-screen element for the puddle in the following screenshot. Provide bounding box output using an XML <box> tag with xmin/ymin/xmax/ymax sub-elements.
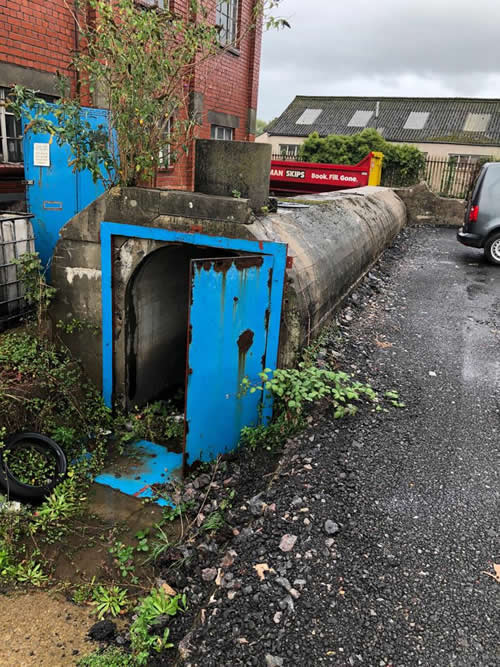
<box><xmin>44</xmin><ymin>484</ymin><xmax>170</xmax><ymax>583</ymax></box>
<box><xmin>95</xmin><ymin>440</ymin><xmax>183</xmax><ymax>506</ymax></box>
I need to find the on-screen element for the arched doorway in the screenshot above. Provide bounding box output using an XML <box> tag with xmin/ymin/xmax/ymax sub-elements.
<box><xmin>125</xmin><ymin>244</ymin><xmax>237</xmax><ymax>408</ymax></box>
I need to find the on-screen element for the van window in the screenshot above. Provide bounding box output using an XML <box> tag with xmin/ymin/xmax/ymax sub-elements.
<box><xmin>471</xmin><ymin>167</ymin><xmax>486</xmax><ymax>205</ymax></box>
<box><xmin>475</xmin><ymin>165</ymin><xmax>500</xmax><ymax>217</ymax></box>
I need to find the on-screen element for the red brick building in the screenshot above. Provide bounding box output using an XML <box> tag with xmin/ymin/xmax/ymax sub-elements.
<box><xmin>0</xmin><ymin>0</ymin><xmax>262</xmax><ymax>201</ymax></box>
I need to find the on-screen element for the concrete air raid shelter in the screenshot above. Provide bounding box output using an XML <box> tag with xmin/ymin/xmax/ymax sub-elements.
<box><xmin>50</xmin><ymin>142</ymin><xmax>405</xmax><ymax>474</ymax></box>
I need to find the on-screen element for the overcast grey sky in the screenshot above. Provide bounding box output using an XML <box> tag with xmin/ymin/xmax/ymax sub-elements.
<box><xmin>258</xmin><ymin>0</ymin><xmax>500</xmax><ymax>121</ymax></box>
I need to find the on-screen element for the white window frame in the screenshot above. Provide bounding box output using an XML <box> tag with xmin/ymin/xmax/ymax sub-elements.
<box><xmin>211</xmin><ymin>125</ymin><xmax>234</xmax><ymax>141</ymax></box>
<box><xmin>158</xmin><ymin>116</ymin><xmax>172</xmax><ymax>168</ymax></box>
<box><xmin>216</xmin><ymin>0</ymin><xmax>239</xmax><ymax>47</ymax></box>
<box><xmin>279</xmin><ymin>144</ymin><xmax>299</xmax><ymax>157</ymax></box>
<box><xmin>0</xmin><ymin>88</ymin><xmax>23</xmax><ymax>164</ymax></box>
<box><xmin>448</xmin><ymin>153</ymin><xmax>491</xmax><ymax>167</ymax></box>
<box><xmin>139</xmin><ymin>0</ymin><xmax>168</xmax><ymax>9</ymax></box>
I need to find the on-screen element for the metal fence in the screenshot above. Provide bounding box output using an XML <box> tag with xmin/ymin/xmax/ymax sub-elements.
<box><xmin>421</xmin><ymin>158</ymin><xmax>481</xmax><ymax>199</ymax></box>
<box><xmin>271</xmin><ymin>153</ymin><xmax>482</xmax><ymax>199</ymax></box>
<box><xmin>382</xmin><ymin>157</ymin><xmax>482</xmax><ymax>199</ymax></box>
<box><xmin>0</xmin><ymin>211</ymin><xmax>35</xmax><ymax>330</ymax></box>
<box><xmin>272</xmin><ymin>153</ymin><xmax>304</xmax><ymax>162</ymax></box>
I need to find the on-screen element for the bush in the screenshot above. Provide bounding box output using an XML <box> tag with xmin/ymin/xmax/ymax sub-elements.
<box><xmin>299</xmin><ymin>128</ymin><xmax>426</xmax><ymax>187</ymax></box>
<box><xmin>0</xmin><ymin>329</ymin><xmax>111</xmax><ymax>463</ymax></box>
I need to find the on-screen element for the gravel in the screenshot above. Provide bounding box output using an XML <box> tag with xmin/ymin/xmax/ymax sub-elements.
<box><xmin>157</xmin><ymin>227</ymin><xmax>500</xmax><ymax>666</ymax></box>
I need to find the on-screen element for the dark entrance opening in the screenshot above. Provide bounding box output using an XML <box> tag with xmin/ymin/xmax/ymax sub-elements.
<box><xmin>125</xmin><ymin>243</ymin><xmax>237</xmax><ymax>409</ymax></box>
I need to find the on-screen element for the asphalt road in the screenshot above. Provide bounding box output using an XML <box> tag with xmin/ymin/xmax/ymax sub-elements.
<box><xmin>185</xmin><ymin>226</ymin><xmax>499</xmax><ymax>667</ymax></box>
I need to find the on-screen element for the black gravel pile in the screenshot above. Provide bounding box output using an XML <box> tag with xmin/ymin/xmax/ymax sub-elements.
<box><xmin>158</xmin><ymin>227</ymin><xmax>500</xmax><ymax>666</ymax></box>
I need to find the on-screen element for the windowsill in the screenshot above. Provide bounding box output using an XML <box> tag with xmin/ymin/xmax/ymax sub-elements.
<box><xmin>220</xmin><ymin>44</ymin><xmax>240</xmax><ymax>57</ymax></box>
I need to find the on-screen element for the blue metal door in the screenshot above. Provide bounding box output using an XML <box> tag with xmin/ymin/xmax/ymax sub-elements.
<box><xmin>185</xmin><ymin>255</ymin><xmax>274</xmax><ymax>464</ymax></box>
<box><xmin>23</xmin><ymin>106</ymin><xmax>108</xmax><ymax>268</ymax></box>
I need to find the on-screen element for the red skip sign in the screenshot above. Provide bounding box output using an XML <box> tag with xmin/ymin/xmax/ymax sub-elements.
<box><xmin>270</xmin><ymin>153</ymin><xmax>373</xmax><ymax>195</ymax></box>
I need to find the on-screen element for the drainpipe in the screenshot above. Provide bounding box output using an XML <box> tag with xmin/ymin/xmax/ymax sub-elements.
<box><xmin>73</xmin><ymin>0</ymin><xmax>81</xmax><ymax>100</ymax></box>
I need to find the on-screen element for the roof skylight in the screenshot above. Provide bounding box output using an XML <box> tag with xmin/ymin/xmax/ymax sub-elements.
<box><xmin>403</xmin><ymin>112</ymin><xmax>429</xmax><ymax>130</ymax></box>
<box><xmin>296</xmin><ymin>109</ymin><xmax>322</xmax><ymax>125</ymax></box>
<box><xmin>347</xmin><ymin>110</ymin><xmax>373</xmax><ymax>127</ymax></box>
<box><xmin>463</xmin><ymin>113</ymin><xmax>490</xmax><ymax>132</ymax></box>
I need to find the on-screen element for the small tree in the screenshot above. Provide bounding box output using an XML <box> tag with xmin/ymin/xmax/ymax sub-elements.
<box><xmin>299</xmin><ymin>128</ymin><xmax>426</xmax><ymax>187</ymax></box>
<box><xmin>9</xmin><ymin>0</ymin><xmax>288</xmax><ymax>188</ymax></box>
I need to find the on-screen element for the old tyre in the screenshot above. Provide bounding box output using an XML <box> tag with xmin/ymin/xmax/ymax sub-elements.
<box><xmin>0</xmin><ymin>432</ymin><xmax>67</xmax><ymax>500</ymax></box>
<box><xmin>484</xmin><ymin>232</ymin><xmax>500</xmax><ymax>265</ymax></box>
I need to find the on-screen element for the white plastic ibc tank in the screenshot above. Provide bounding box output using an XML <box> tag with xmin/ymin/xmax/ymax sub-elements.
<box><xmin>0</xmin><ymin>212</ymin><xmax>35</xmax><ymax>329</ymax></box>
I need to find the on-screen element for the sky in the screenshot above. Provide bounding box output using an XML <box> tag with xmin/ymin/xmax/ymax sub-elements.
<box><xmin>257</xmin><ymin>0</ymin><xmax>500</xmax><ymax>122</ymax></box>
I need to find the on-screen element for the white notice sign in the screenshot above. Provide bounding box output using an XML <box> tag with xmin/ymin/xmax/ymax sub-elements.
<box><xmin>33</xmin><ymin>143</ymin><xmax>50</xmax><ymax>167</ymax></box>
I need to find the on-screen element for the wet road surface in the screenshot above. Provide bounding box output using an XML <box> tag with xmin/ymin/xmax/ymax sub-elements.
<box><xmin>186</xmin><ymin>227</ymin><xmax>499</xmax><ymax>666</ymax></box>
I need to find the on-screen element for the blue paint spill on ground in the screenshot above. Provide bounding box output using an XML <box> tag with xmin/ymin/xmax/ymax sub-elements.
<box><xmin>94</xmin><ymin>440</ymin><xmax>183</xmax><ymax>507</ymax></box>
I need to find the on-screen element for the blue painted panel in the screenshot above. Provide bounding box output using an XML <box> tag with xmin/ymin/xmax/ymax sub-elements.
<box><xmin>100</xmin><ymin>223</ymin><xmax>288</xmax><ymax>415</ymax></box>
<box><xmin>94</xmin><ymin>440</ymin><xmax>183</xmax><ymax>507</ymax></box>
<box><xmin>185</xmin><ymin>255</ymin><xmax>274</xmax><ymax>464</ymax></box>
<box><xmin>23</xmin><ymin>106</ymin><xmax>108</xmax><ymax>268</ymax></box>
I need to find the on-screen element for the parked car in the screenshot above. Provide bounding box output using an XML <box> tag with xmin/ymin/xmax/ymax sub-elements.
<box><xmin>457</xmin><ymin>162</ymin><xmax>500</xmax><ymax>265</ymax></box>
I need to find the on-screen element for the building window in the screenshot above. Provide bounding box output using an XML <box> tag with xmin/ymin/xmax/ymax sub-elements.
<box><xmin>0</xmin><ymin>88</ymin><xmax>23</xmax><ymax>163</ymax></box>
<box><xmin>449</xmin><ymin>154</ymin><xmax>491</xmax><ymax>167</ymax></box>
<box><xmin>211</xmin><ymin>125</ymin><xmax>234</xmax><ymax>141</ymax></box>
<box><xmin>158</xmin><ymin>117</ymin><xmax>172</xmax><ymax>168</ymax></box>
<box><xmin>138</xmin><ymin>0</ymin><xmax>168</xmax><ymax>8</ymax></box>
<box><xmin>279</xmin><ymin>144</ymin><xmax>299</xmax><ymax>157</ymax></box>
<box><xmin>216</xmin><ymin>0</ymin><xmax>238</xmax><ymax>47</ymax></box>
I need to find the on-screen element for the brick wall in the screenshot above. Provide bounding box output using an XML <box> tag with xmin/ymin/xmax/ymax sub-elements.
<box><xmin>0</xmin><ymin>0</ymin><xmax>262</xmax><ymax>191</ymax></box>
<box><xmin>0</xmin><ymin>0</ymin><xmax>76</xmax><ymax>87</ymax></box>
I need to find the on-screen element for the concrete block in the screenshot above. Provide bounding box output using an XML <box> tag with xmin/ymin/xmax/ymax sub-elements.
<box><xmin>159</xmin><ymin>190</ymin><xmax>251</xmax><ymax>224</ymax></box>
<box><xmin>395</xmin><ymin>182</ymin><xmax>465</xmax><ymax>227</ymax></box>
<box><xmin>195</xmin><ymin>139</ymin><xmax>272</xmax><ymax>212</ymax></box>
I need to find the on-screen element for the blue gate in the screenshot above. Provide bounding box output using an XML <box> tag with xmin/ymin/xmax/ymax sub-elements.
<box><xmin>23</xmin><ymin>106</ymin><xmax>108</xmax><ymax>268</ymax></box>
<box><xmin>186</xmin><ymin>255</ymin><xmax>274</xmax><ymax>464</ymax></box>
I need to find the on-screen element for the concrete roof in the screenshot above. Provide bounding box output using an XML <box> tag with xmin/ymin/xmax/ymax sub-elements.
<box><xmin>267</xmin><ymin>96</ymin><xmax>500</xmax><ymax>146</ymax></box>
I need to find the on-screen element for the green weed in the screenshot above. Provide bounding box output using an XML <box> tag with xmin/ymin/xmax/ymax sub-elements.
<box><xmin>91</xmin><ymin>584</ymin><xmax>128</xmax><ymax>619</ymax></box>
<box><xmin>129</xmin><ymin>588</ymin><xmax>186</xmax><ymax>665</ymax></box>
<box><xmin>78</xmin><ymin>646</ymin><xmax>133</xmax><ymax>666</ymax></box>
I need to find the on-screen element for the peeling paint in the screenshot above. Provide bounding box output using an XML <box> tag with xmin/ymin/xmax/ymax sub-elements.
<box><xmin>64</xmin><ymin>267</ymin><xmax>101</xmax><ymax>284</ymax></box>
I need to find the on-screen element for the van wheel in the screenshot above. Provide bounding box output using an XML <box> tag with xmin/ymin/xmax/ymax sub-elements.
<box><xmin>485</xmin><ymin>232</ymin><xmax>500</xmax><ymax>265</ymax></box>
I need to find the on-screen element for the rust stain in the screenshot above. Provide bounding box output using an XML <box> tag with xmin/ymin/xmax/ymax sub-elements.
<box><xmin>190</xmin><ymin>224</ymin><xmax>203</xmax><ymax>233</ymax></box>
<box><xmin>201</xmin><ymin>260</ymin><xmax>213</xmax><ymax>271</ymax></box>
<box><xmin>235</xmin><ymin>256</ymin><xmax>264</xmax><ymax>271</ymax></box>
<box><xmin>188</xmin><ymin>324</ymin><xmax>192</xmax><ymax>345</ymax></box>
<box><xmin>264</xmin><ymin>308</ymin><xmax>270</xmax><ymax>330</ymax></box>
<box><xmin>261</xmin><ymin>353</ymin><xmax>266</xmax><ymax>369</ymax></box>
<box><xmin>267</xmin><ymin>267</ymin><xmax>273</xmax><ymax>290</ymax></box>
<box><xmin>238</xmin><ymin>329</ymin><xmax>254</xmax><ymax>355</ymax></box>
<box><xmin>286</xmin><ymin>255</ymin><xmax>294</xmax><ymax>269</ymax></box>
<box><xmin>237</xmin><ymin>328</ymin><xmax>254</xmax><ymax>381</ymax></box>
<box><xmin>258</xmin><ymin>241</ymin><xmax>264</xmax><ymax>250</ymax></box>
<box><xmin>233</xmin><ymin>296</ymin><xmax>239</xmax><ymax>303</ymax></box>
<box><xmin>220</xmin><ymin>270</ymin><xmax>227</xmax><ymax>314</ymax></box>
<box><xmin>213</xmin><ymin>259</ymin><xmax>233</xmax><ymax>274</ymax></box>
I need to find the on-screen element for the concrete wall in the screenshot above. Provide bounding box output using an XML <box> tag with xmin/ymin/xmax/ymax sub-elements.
<box><xmin>395</xmin><ymin>182</ymin><xmax>465</xmax><ymax>227</ymax></box>
<box><xmin>50</xmin><ymin>186</ymin><xmax>406</xmax><ymax>397</ymax></box>
<box><xmin>195</xmin><ymin>139</ymin><xmax>272</xmax><ymax>211</ymax></box>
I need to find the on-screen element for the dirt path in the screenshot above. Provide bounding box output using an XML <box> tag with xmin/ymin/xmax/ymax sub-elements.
<box><xmin>0</xmin><ymin>592</ymin><xmax>95</xmax><ymax>666</ymax></box>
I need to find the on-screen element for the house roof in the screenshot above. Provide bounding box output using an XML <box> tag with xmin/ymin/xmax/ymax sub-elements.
<box><xmin>266</xmin><ymin>96</ymin><xmax>500</xmax><ymax>146</ymax></box>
